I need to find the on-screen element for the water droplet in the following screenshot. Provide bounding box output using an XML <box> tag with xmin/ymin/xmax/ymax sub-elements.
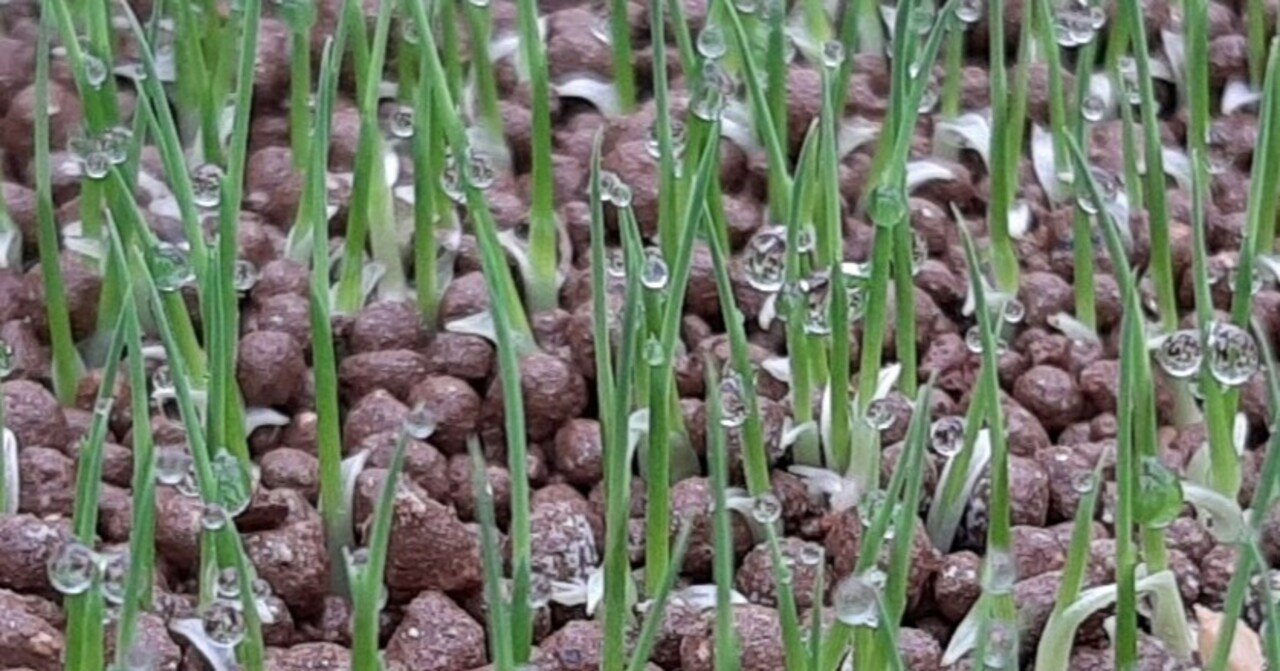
<box><xmin>917</xmin><ymin>81</ymin><xmax>939</xmax><ymax>113</ymax></box>
<box><xmin>156</xmin><ymin>448</ymin><xmax>192</xmax><ymax>486</ymax></box>
<box><xmin>48</xmin><ymin>540</ymin><xmax>98</xmax><ymax>595</ymax></box>
<box><xmin>1137</xmin><ymin>456</ymin><xmax>1182</xmax><ymax>529</ymax></box>
<box><xmin>744</xmin><ymin>228</ymin><xmax>787</xmax><ymax>292</ymax></box>
<box><xmin>1071</xmin><ymin>470</ymin><xmax>1096</xmax><ymax>494</ymax></box>
<box><xmin>1002</xmin><ymin>298</ymin><xmax>1025</xmax><ymax>324</ymax></box>
<box><xmin>466</xmin><ymin>0</ymin><xmax>490</xmax><ymax>7</ymax></box>
<box><xmin>957</xmin><ymin>0</ymin><xmax>983</xmax><ymax>23</ymax></box>
<box><xmin>821</xmin><ymin>40</ymin><xmax>845</xmax><ymax>69</ymax></box>
<box><xmin>864</xmin><ymin>399</ymin><xmax>896</xmax><ymax>431</ymax></box>
<box><xmin>796</xmin><ymin>225</ymin><xmax>816</xmax><ymax>254</ymax></box>
<box><xmin>641</xmin><ymin>247</ymin><xmax>669</xmax><ymax>290</ymax></box>
<box><xmin>102</xmin><ymin>127</ymin><xmax>133</xmax><ymax>165</ymax></box>
<box><xmin>252</xmin><ymin>578</ymin><xmax>272</xmax><ymax>599</ymax></box>
<box><xmin>403</xmin><ymin>403</ymin><xmax>438</xmax><ymax>439</ymax></box>
<box><xmin>984</xmin><ymin>548</ymin><xmax>1016</xmax><ymax>595</ymax></box>
<box><xmin>833</xmin><ymin>570</ymin><xmax>884</xmax><ymax>627</ymax></box>
<box><xmin>191</xmin><ymin>164</ymin><xmax>225</xmax><ymax>209</ymax></box>
<box><xmin>1082</xmin><ymin>94</ymin><xmax>1106</xmax><ymax>122</ymax></box>
<box><xmin>751</xmin><ymin>493</ymin><xmax>782</xmax><ymax>524</ymax></box>
<box><xmin>94</xmin><ymin>396</ymin><xmax>115</xmax><ymax>417</ymax></box>
<box><xmin>217</xmin><ymin>567</ymin><xmax>241</xmax><ymax>599</ymax></box>
<box><xmin>909</xmin><ymin>4</ymin><xmax>935</xmax><ymax>33</ymax></box>
<box><xmin>441</xmin><ymin>156</ymin><xmax>465</xmax><ymax>204</ymax></box>
<box><xmin>211</xmin><ymin>450</ymin><xmax>253</xmax><ymax>516</ymax></box>
<box><xmin>610</xmin><ymin>181</ymin><xmax>634</xmax><ymax>208</ymax></box>
<box><xmin>719</xmin><ymin>373</ymin><xmax>748</xmax><ymax>428</ymax></box>
<box><xmin>84</xmin><ymin>52</ymin><xmax>108</xmax><ymax>89</ymax></box>
<box><xmin>798</xmin><ymin>543</ymin><xmax>823</xmax><ymax>566</ymax></box>
<box><xmin>735</xmin><ymin>0</ymin><xmax>760</xmax><ymax>13</ymax></box>
<box><xmin>0</xmin><ymin>339</ymin><xmax>14</xmax><ymax>378</ymax></box>
<box><xmin>870</xmin><ymin>184</ymin><xmax>907</xmax><ymax>227</ymax></box>
<box><xmin>465</xmin><ymin>150</ymin><xmax>496</xmax><ymax>190</ymax></box>
<box><xmin>1118</xmin><ymin>57</ymin><xmax>1141</xmax><ymax>105</ymax></box>
<box><xmin>82</xmin><ymin>151</ymin><xmax>111</xmax><ymax>180</ymax></box>
<box><xmin>646</xmin><ymin>119</ymin><xmax>688</xmax><ymax>160</ymax></box>
<box><xmin>201</xmin><ymin>502</ymin><xmax>229</xmax><ymax>531</ymax></box>
<box><xmin>605</xmin><ymin>248</ymin><xmax>627</xmax><ymax>279</ymax></box>
<box><xmin>1207</xmin><ymin>321</ymin><xmax>1259</xmax><ymax>386</ymax></box>
<box><xmin>202</xmin><ymin>600</ymin><xmax>247</xmax><ymax>647</ymax></box>
<box><xmin>152</xmin><ymin>244</ymin><xmax>194</xmax><ymax>292</ymax></box>
<box><xmin>387</xmin><ymin>105</ymin><xmax>414</xmax><ymax>138</ymax></box>
<box><xmin>696</xmin><ymin>26</ymin><xmax>728</xmax><ymax>60</ymax></box>
<box><xmin>644</xmin><ymin>336</ymin><xmax>665</xmax><ymax>366</ymax></box>
<box><xmin>691</xmin><ymin>81</ymin><xmax>725</xmax><ymax>121</ymax></box>
<box><xmin>930</xmin><ymin>417</ymin><xmax>965</xmax><ymax>457</ymax></box>
<box><xmin>857</xmin><ymin>489</ymin><xmax>888</xmax><ymax>529</ymax></box>
<box><xmin>99</xmin><ymin>551</ymin><xmax>128</xmax><ymax>605</ymax></box>
<box><xmin>233</xmin><ymin>260</ymin><xmax>258</xmax><ymax>292</ymax></box>
<box><xmin>985</xmin><ymin>619</ymin><xmax>1018</xmax><ymax>668</ymax></box>
<box><xmin>799</xmin><ymin>271</ymin><xmax>831</xmax><ymax>336</ymax></box>
<box><xmin>1155</xmin><ymin>329</ymin><xmax>1202</xmax><ymax>379</ymax></box>
<box><xmin>965</xmin><ymin>325</ymin><xmax>984</xmax><ymax>353</ymax></box>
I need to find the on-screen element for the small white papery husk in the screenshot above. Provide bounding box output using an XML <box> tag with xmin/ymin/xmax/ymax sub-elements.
<box><xmin>1088</xmin><ymin>72</ymin><xmax>1117</xmax><ymax>120</ymax></box>
<box><xmin>489</xmin><ymin>32</ymin><xmax>521</xmax><ymax>64</ymax></box>
<box><xmin>905</xmin><ymin>160</ymin><xmax>957</xmax><ymax>193</ymax></box>
<box><xmin>1222</xmin><ymin>79</ymin><xmax>1262</xmax><ymax>115</ymax></box>
<box><xmin>244</xmin><ymin>407</ymin><xmax>292</xmax><ymax>436</ymax></box>
<box><xmin>933</xmin><ymin>112</ymin><xmax>992</xmax><ymax>167</ymax></box>
<box><xmin>333</xmin><ymin>450</ymin><xmax>373</xmax><ymax>549</ymax></box>
<box><xmin>551</xmin><ymin>567</ymin><xmax>605</xmax><ymax>615</ymax></box>
<box><xmin>780</xmin><ymin>420</ymin><xmax>818</xmax><ymax>452</ymax></box>
<box><xmin>924</xmin><ymin>429</ymin><xmax>992</xmax><ymax>552</ymax></box>
<box><xmin>1256</xmin><ymin>254</ymin><xmax>1280</xmax><ymax>283</ymax></box>
<box><xmin>761</xmin><ymin>356</ymin><xmax>791</xmax><ymax>384</ymax></box>
<box><xmin>1031</xmin><ymin>124</ymin><xmax>1069</xmax><ymax>203</ymax></box>
<box><xmin>720</xmin><ymin>100</ymin><xmax>762</xmax><ymax>155</ymax></box>
<box><xmin>838</xmin><ymin>117</ymin><xmax>881</xmax><ymax>159</ymax></box>
<box><xmin>555</xmin><ymin>75</ymin><xmax>623</xmax><ymax>118</ymax></box>
<box><xmin>1162</xmin><ymin>29</ymin><xmax>1187</xmax><ymax>86</ymax></box>
<box><xmin>879</xmin><ymin>5</ymin><xmax>898</xmax><ymax>40</ymax></box>
<box><xmin>758</xmin><ymin>292</ymin><xmax>779</xmax><ymax>330</ymax></box>
<box><xmin>1149</xmin><ymin>57</ymin><xmax>1176</xmax><ymax>83</ymax></box>
<box><xmin>0</xmin><ymin>222</ymin><xmax>19</xmax><ymax>270</ymax></box>
<box><xmin>1047</xmin><ymin>311</ymin><xmax>1102</xmax><ymax>346</ymax></box>
<box><xmin>628</xmin><ymin>408</ymin><xmax>651</xmax><ymax>470</ymax></box>
<box><xmin>168</xmin><ymin>618</ymin><xmax>240</xmax><ymax>671</ymax></box>
<box><xmin>1162</xmin><ymin>146</ymin><xmax>1194</xmax><ymax>192</ymax></box>
<box><xmin>671</xmin><ymin>584</ymin><xmax>749</xmax><ymax>611</ymax></box>
<box><xmin>63</xmin><ymin>220</ymin><xmax>107</xmax><ymax>262</ymax></box>
<box><xmin>446</xmin><ymin>310</ymin><xmax>500</xmax><ymax>344</ymax></box>
<box><xmin>2</xmin><ymin>428</ymin><xmax>18</xmax><ymax>514</ymax></box>
<box><xmin>1008</xmin><ymin>199</ymin><xmax>1034</xmax><ymax>240</ymax></box>
<box><xmin>789</xmin><ymin>465</ymin><xmax>860</xmax><ymax>513</ymax></box>
<box><xmin>1182</xmin><ymin>482</ymin><xmax>1248</xmax><ymax>544</ymax></box>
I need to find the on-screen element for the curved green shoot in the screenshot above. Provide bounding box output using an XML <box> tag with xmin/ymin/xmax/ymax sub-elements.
<box><xmin>515</xmin><ymin>0</ymin><xmax>560</xmax><ymax>314</ymax></box>
<box><xmin>352</xmin><ymin>431</ymin><xmax>409</xmax><ymax>671</ymax></box>
<box><xmin>32</xmin><ymin>9</ymin><xmax>83</xmax><ymax>404</ymax></box>
<box><xmin>1206</xmin><ymin>322</ymin><xmax>1280</xmax><ymax>671</ymax></box>
<box><xmin>335</xmin><ymin>0</ymin><xmax>405</xmax><ymax>314</ymax></box>
<box><xmin>306</xmin><ymin>27</ymin><xmax>353</xmax><ymax>595</ymax></box>
<box><xmin>705</xmin><ymin>359</ymin><xmax>743</xmax><ymax>671</ymax></box>
<box><xmin>956</xmin><ymin>222</ymin><xmax>1016</xmax><ymax>669</ymax></box>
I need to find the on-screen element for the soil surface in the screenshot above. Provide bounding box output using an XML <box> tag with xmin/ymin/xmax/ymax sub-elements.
<box><xmin>0</xmin><ymin>0</ymin><xmax>1275</xmax><ymax>669</ymax></box>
